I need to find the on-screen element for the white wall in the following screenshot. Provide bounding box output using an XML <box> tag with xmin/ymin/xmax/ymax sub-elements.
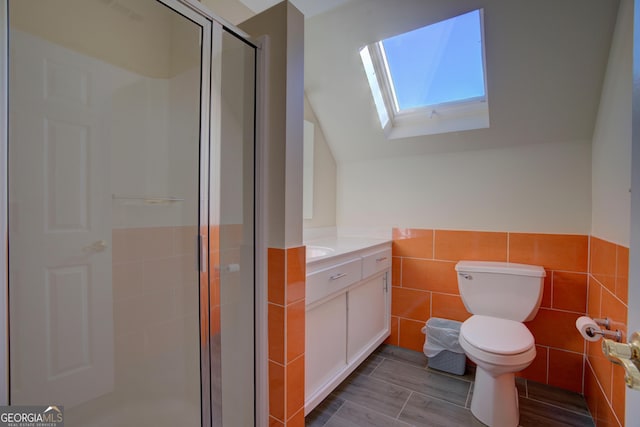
<box><xmin>240</xmin><ymin>2</ymin><xmax>305</xmax><ymax>249</ymax></box>
<box><xmin>338</xmin><ymin>140</ymin><xmax>592</xmax><ymax>235</ymax></box>
<box><xmin>310</xmin><ymin>0</ymin><xmax>619</xmax><ymax>238</ymax></box>
<box><xmin>591</xmin><ymin>0</ymin><xmax>632</xmax><ymax>246</ymax></box>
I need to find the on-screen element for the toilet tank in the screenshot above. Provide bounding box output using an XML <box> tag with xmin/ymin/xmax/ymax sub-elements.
<box><xmin>455</xmin><ymin>261</ymin><xmax>546</xmax><ymax>322</ymax></box>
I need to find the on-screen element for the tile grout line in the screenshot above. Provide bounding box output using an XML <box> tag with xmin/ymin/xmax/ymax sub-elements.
<box><xmin>378</xmin><ymin>355</ymin><xmax>444</xmax><ymax>378</ymax></box>
<box><xmin>550</xmin><ymin>270</ymin><xmax>554</xmax><ymax>309</ymax></box>
<box><xmin>395</xmin><ymin>390</ymin><xmax>413</xmax><ymax>423</ymax></box>
<box><xmin>370</xmin><ymin>360</ymin><xmax>471</xmax><ymax>409</ymax></box>
<box><xmin>377</xmin><ymin>359</ymin><xmax>473</xmax><ymax>405</ymax></box>
<box><xmin>545</xmin><ymin>348</ymin><xmax>550</xmax><ymax>384</ymax></box>
<box><xmin>522</xmin><ymin>394</ymin><xmax>594</xmax><ymax>419</ymax></box>
<box><xmin>581</xmin><ymin>340</ymin><xmax>587</xmax><ymax>396</ymax></box>
<box><xmin>585</xmin><ymin>359</ymin><xmax>622</xmax><ymax>426</ymax></box>
<box><xmin>537</xmin><ymin>306</ymin><xmax>591</xmax><ymax>316</ymax></box>
<box><xmin>432</xmin><ymin>230</ymin><xmax>436</xmax><ymax>261</ymax></box>
<box><xmin>319</xmin><ymin>398</ymin><xmax>346</xmax><ymax>427</ymax></box>
<box><xmin>335</xmin><ymin>398</ymin><xmax>408</xmax><ymax>426</ymax></box>
<box><xmin>597</xmin><ymin>278</ymin><xmax>628</xmax><ymax>307</ymax></box>
<box><xmin>404</xmin><ymin>388</ymin><xmax>471</xmax><ymax>410</ymax></box>
<box><xmin>367</xmin><ymin>356</ymin><xmax>385</xmax><ymax>377</ymax></box>
<box><xmin>429</xmin><ymin>291</ymin><xmax>433</xmax><ymax>319</ymax></box>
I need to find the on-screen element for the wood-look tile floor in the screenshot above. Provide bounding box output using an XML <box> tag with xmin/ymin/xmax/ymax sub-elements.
<box><xmin>305</xmin><ymin>344</ymin><xmax>595</xmax><ymax>427</ymax></box>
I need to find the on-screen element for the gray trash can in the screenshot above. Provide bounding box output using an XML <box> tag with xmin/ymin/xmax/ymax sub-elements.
<box><xmin>422</xmin><ymin>318</ymin><xmax>466</xmax><ymax>375</ymax></box>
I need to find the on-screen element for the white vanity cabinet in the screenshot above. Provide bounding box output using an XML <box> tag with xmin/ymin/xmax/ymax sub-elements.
<box><xmin>347</xmin><ymin>273</ymin><xmax>387</xmax><ymax>361</ymax></box>
<box><xmin>304</xmin><ymin>243</ymin><xmax>391</xmax><ymax>414</ymax></box>
<box><xmin>305</xmin><ymin>293</ymin><xmax>347</xmax><ymax>398</ymax></box>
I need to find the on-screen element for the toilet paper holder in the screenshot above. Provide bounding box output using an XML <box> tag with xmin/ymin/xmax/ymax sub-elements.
<box><xmin>586</xmin><ymin>317</ymin><xmax>623</xmax><ymax>342</ymax></box>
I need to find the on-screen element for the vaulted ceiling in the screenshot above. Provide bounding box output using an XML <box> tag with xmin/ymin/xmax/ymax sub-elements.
<box><xmin>237</xmin><ymin>0</ymin><xmax>353</xmax><ymax>19</ymax></box>
<box><xmin>303</xmin><ymin>0</ymin><xmax>620</xmax><ymax>162</ymax></box>
<box><xmin>229</xmin><ymin>0</ymin><xmax>619</xmax><ymax>163</ymax></box>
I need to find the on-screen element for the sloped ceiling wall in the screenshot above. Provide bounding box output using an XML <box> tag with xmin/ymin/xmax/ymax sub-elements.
<box><xmin>205</xmin><ymin>0</ymin><xmax>353</xmax><ymax>22</ymax></box>
<box><xmin>238</xmin><ymin>0</ymin><xmax>352</xmax><ymax>17</ymax></box>
<box><xmin>305</xmin><ymin>0</ymin><xmax>620</xmax><ymax>163</ymax></box>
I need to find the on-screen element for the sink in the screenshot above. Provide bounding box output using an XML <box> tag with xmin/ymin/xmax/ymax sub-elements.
<box><xmin>306</xmin><ymin>245</ymin><xmax>335</xmax><ymax>259</ymax></box>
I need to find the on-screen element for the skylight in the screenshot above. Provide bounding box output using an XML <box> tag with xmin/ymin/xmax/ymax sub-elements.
<box><xmin>360</xmin><ymin>9</ymin><xmax>489</xmax><ymax>138</ymax></box>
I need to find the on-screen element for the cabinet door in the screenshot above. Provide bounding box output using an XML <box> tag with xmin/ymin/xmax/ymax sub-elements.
<box><xmin>305</xmin><ymin>293</ymin><xmax>347</xmax><ymax>399</ymax></box>
<box><xmin>347</xmin><ymin>273</ymin><xmax>389</xmax><ymax>361</ymax></box>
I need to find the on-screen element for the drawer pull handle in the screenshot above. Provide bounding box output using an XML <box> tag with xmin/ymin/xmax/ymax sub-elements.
<box><xmin>376</xmin><ymin>257</ymin><xmax>388</xmax><ymax>262</ymax></box>
<box><xmin>329</xmin><ymin>272</ymin><xmax>347</xmax><ymax>281</ymax></box>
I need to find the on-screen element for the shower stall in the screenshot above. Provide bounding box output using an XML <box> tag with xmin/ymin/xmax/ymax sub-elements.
<box><xmin>1</xmin><ymin>0</ymin><xmax>258</xmax><ymax>425</ymax></box>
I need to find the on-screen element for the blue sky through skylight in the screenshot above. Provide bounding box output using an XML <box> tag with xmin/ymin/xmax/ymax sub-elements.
<box><xmin>382</xmin><ymin>9</ymin><xmax>485</xmax><ymax>111</ymax></box>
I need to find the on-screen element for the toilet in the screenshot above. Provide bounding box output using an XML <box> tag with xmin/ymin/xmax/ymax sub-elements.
<box><xmin>455</xmin><ymin>261</ymin><xmax>546</xmax><ymax>427</ymax></box>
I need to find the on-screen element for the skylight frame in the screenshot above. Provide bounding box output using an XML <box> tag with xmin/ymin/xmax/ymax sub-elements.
<box><xmin>360</xmin><ymin>8</ymin><xmax>490</xmax><ymax>139</ymax></box>
<box><xmin>377</xmin><ymin>41</ymin><xmax>401</xmax><ymax>114</ymax></box>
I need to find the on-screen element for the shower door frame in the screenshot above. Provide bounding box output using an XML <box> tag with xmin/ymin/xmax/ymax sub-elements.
<box><xmin>0</xmin><ymin>0</ymin><xmax>8</xmax><ymax>408</ymax></box>
<box><xmin>0</xmin><ymin>0</ymin><xmax>266</xmax><ymax>425</ymax></box>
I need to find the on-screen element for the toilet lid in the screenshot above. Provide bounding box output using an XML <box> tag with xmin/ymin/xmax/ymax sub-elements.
<box><xmin>461</xmin><ymin>315</ymin><xmax>534</xmax><ymax>355</ymax></box>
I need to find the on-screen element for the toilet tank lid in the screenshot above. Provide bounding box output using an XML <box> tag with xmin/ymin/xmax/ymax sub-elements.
<box><xmin>455</xmin><ymin>261</ymin><xmax>546</xmax><ymax>277</ymax></box>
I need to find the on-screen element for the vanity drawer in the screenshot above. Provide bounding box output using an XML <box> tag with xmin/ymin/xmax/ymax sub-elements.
<box><xmin>307</xmin><ymin>258</ymin><xmax>362</xmax><ymax>305</ymax></box>
<box><xmin>362</xmin><ymin>248</ymin><xmax>392</xmax><ymax>279</ymax></box>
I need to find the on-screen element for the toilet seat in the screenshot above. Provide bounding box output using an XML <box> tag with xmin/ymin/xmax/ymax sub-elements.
<box><xmin>459</xmin><ymin>315</ymin><xmax>536</xmax><ymax>367</ymax></box>
<box><xmin>461</xmin><ymin>315</ymin><xmax>534</xmax><ymax>354</ymax></box>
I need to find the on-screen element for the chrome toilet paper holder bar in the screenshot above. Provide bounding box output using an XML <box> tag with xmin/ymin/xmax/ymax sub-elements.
<box><xmin>594</xmin><ymin>317</ymin><xmax>611</xmax><ymax>329</ymax></box>
<box><xmin>586</xmin><ymin>327</ymin><xmax>623</xmax><ymax>342</ymax></box>
<box><xmin>587</xmin><ymin>317</ymin><xmax>623</xmax><ymax>342</ymax></box>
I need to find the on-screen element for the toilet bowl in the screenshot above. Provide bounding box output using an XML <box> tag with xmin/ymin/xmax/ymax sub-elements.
<box><xmin>459</xmin><ymin>315</ymin><xmax>536</xmax><ymax>427</ymax></box>
<box><xmin>455</xmin><ymin>261</ymin><xmax>545</xmax><ymax>427</ymax></box>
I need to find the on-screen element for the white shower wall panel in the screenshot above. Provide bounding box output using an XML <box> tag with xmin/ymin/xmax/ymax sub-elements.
<box><xmin>112</xmin><ymin>68</ymin><xmax>199</xmax><ymax>229</ymax></box>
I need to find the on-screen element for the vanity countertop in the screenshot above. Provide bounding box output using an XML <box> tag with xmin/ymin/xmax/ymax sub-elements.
<box><xmin>305</xmin><ymin>236</ymin><xmax>391</xmax><ymax>265</ymax></box>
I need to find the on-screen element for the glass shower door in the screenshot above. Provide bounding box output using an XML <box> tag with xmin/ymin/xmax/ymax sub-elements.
<box><xmin>215</xmin><ymin>30</ymin><xmax>257</xmax><ymax>427</ymax></box>
<box><xmin>7</xmin><ymin>0</ymin><xmax>212</xmax><ymax>425</ymax></box>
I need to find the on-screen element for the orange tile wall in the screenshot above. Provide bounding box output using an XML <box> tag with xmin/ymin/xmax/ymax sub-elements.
<box><xmin>585</xmin><ymin>236</ymin><xmax>628</xmax><ymax>427</ymax></box>
<box><xmin>388</xmin><ymin>228</ymin><xmax>590</xmax><ymax>394</ymax></box>
<box><xmin>268</xmin><ymin>246</ymin><xmax>306</xmax><ymax>427</ymax></box>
